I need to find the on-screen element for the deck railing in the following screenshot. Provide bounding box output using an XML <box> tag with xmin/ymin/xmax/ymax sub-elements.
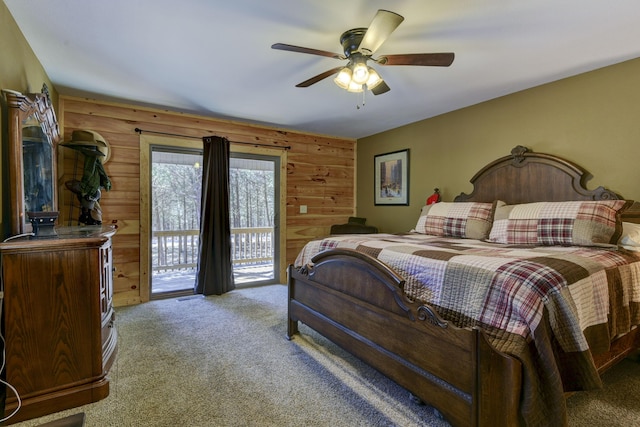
<box><xmin>152</xmin><ymin>227</ymin><xmax>274</xmax><ymax>273</ymax></box>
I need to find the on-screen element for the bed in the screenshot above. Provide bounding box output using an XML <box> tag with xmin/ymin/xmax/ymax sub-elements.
<box><xmin>286</xmin><ymin>146</ymin><xmax>640</xmax><ymax>427</ymax></box>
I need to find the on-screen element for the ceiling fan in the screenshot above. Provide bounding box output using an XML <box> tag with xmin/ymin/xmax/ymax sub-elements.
<box><xmin>271</xmin><ymin>9</ymin><xmax>455</xmax><ymax>95</ymax></box>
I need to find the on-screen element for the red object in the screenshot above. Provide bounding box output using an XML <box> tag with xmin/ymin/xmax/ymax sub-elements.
<box><xmin>426</xmin><ymin>188</ymin><xmax>441</xmax><ymax>205</ymax></box>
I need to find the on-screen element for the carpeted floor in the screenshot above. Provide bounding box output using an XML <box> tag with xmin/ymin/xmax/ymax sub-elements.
<box><xmin>36</xmin><ymin>413</ymin><xmax>85</xmax><ymax>427</ymax></box>
<box><xmin>9</xmin><ymin>284</ymin><xmax>640</xmax><ymax>426</ymax></box>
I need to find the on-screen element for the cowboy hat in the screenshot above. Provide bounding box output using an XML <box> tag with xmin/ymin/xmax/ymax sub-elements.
<box><xmin>61</xmin><ymin>129</ymin><xmax>111</xmax><ymax>163</ymax></box>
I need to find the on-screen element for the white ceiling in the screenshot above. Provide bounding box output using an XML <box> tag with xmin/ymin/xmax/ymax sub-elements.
<box><xmin>5</xmin><ymin>0</ymin><xmax>640</xmax><ymax>139</ymax></box>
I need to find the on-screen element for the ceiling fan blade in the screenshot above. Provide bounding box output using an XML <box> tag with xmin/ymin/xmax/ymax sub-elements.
<box><xmin>295</xmin><ymin>67</ymin><xmax>344</xmax><ymax>87</ymax></box>
<box><xmin>377</xmin><ymin>52</ymin><xmax>455</xmax><ymax>67</ymax></box>
<box><xmin>357</xmin><ymin>10</ymin><xmax>404</xmax><ymax>55</ymax></box>
<box><xmin>271</xmin><ymin>43</ymin><xmax>344</xmax><ymax>59</ymax></box>
<box><xmin>371</xmin><ymin>81</ymin><xmax>390</xmax><ymax>95</ymax></box>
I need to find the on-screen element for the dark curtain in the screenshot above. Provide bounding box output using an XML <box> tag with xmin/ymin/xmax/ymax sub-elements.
<box><xmin>195</xmin><ymin>136</ymin><xmax>235</xmax><ymax>295</ymax></box>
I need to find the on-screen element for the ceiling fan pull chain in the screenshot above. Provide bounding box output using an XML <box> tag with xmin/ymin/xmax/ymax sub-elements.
<box><xmin>356</xmin><ymin>85</ymin><xmax>366</xmax><ymax>110</ymax></box>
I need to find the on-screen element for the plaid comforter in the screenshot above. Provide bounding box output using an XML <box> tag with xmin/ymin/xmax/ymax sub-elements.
<box><xmin>294</xmin><ymin>233</ymin><xmax>640</xmax><ymax>426</ymax></box>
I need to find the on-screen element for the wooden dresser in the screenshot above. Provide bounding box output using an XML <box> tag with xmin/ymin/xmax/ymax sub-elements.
<box><xmin>0</xmin><ymin>226</ymin><xmax>117</xmax><ymax>424</ymax></box>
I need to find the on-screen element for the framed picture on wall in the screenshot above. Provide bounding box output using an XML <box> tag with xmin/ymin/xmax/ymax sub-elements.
<box><xmin>374</xmin><ymin>149</ymin><xmax>409</xmax><ymax>206</ymax></box>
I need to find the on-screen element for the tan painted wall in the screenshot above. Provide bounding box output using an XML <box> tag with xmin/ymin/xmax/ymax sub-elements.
<box><xmin>59</xmin><ymin>97</ymin><xmax>355</xmax><ymax>306</ymax></box>
<box><xmin>1</xmin><ymin>2</ymin><xmax>57</xmax><ymax>237</ymax></box>
<box><xmin>357</xmin><ymin>57</ymin><xmax>640</xmax><ymax>233</ymax></box>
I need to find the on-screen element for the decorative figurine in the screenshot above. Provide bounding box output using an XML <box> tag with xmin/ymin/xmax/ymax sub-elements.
<box><xmin>61</xmin><ymin>130</ymin><xmax>111</xmax><ymax>225</ymax></box>
<box><xmin>426</xmin><ymin>188</ymin><xmax>441</xmax><ymax>205</ymax></box>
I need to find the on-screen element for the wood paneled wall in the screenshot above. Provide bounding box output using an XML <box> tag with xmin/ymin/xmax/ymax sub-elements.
<box><xmin>58</xmin><ymin>96</ymin><xmax>355</xmax><ymax>306</ymax></box>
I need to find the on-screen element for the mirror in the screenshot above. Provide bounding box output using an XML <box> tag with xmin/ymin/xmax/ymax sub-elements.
<box><xmin>3</xmin><ymin>84</ymin><xmax>61</xmax><ymax>235</ymax></box>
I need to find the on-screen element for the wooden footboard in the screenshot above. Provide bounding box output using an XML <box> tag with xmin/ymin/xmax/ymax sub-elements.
<box><xmin>287</xmin><ymin>249</ymin><xmax>522</xmax><ymax>427</ymax></box>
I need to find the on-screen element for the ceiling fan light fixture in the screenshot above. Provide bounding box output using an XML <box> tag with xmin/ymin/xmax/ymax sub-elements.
<box><xmin>273</xmin><ymin>9</ymin><xmax>455</xmax><ymax>97</ymax></box>
<box><xmin>347</xmin><ymin>81</ymin><xmax>364</xmax><ymax>93</ymax></box>
<box><xmin>365</xmin><ymin>67</ymin><xmax>383</xmax><ymax>89</ymax></box>
<box><xmin>351</xmin><ymin>61</ymin><xmax>370</xmax><ymax>85</ymax></box>
<box><xmin>333</xmin><ymin>67</ymin><xmax>352</xmax><ymax>89</ymax></box>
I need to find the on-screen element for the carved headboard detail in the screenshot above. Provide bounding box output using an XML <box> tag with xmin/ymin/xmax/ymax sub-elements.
<box><xmin>454</xmin><ymin>145</ymin><xmax>620</xmax><ymax>204</ymax></box>
<box><xmin>454</xmin><ymin>145</ymin><xmax>639</xmax><ymax>223</ymax></box>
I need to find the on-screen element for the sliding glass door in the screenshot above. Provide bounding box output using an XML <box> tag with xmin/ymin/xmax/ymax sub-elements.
<box><xmin>150</xmin><ymin>148</ymin><xmax>202</xmax><ymax>297</ymax></box>
<box><xmin>229</xmin><ymin>153</ymin><xmax>280</xmax><ymax>287</ymax></box>
<box><xmin>149</xmin><ymin>147</ymin><xmax>280</xmax><ymax>298</ymax></box>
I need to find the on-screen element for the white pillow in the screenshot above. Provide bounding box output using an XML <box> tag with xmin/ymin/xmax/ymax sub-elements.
<box><xmin>619</xmin><ymin>222</ymin><xmax>640</xmax><ymax>251</ymax></box>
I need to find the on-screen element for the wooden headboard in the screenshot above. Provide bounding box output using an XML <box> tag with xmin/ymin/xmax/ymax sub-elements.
<box><xmin>454</xmin><ymin>145</ymin><xmax>640</xmax><ymax>223</ymax></box>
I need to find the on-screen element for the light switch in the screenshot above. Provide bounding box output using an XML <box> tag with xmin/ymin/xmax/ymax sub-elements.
<box><xmin>300</xmin><ymin>205</ymin><xmax>307</xmax><ymax>214</ymax></box>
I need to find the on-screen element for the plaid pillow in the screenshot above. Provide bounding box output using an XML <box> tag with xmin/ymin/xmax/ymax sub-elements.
<box><xmin>488</xmin><ymin>200</ymin><xmax>633</xmax><ymax>246</ymax></box>
<box><xmin>620</xmin><ymin>222</ymin><xmax>640</xmax><ymax>250</ymax></box>
<box><xmin>413</xmin><ymin>201</ymin><xmax>500</xmax><ymax>239</ymax></box>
